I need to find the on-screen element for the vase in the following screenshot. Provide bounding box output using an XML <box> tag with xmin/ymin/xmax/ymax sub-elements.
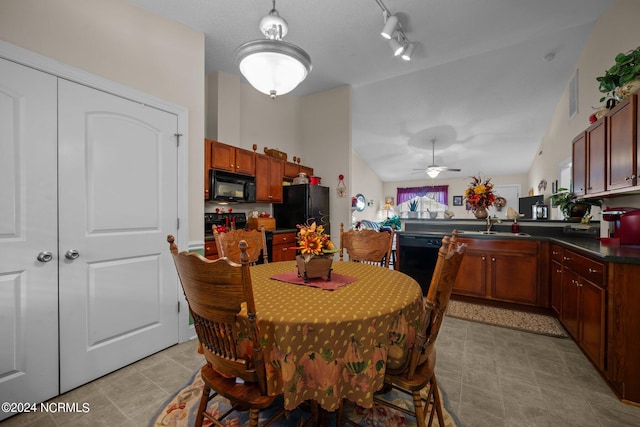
<box><xmin>296</xmin><ymin>254</ymin><xmax>333</xmax><ymax>283</ymax></box>
<box><xmin>473</xmin><ymin>206</ymin><xmax>488</xmax><ymax>219</ymax></box>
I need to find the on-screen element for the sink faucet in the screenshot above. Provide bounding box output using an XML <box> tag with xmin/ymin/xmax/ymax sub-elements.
<box><xmin>486</xmin><ymin>216</ymin><xmax>501</xmax><ymax>232</ymax></box>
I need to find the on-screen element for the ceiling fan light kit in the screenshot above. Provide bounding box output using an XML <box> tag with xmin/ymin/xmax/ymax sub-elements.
<box><xmin>235</xmin><ymin>0</ymin><xmax>311</xmax><ymax>99</ymax></box>
<box><xmin>414</xmin><ymin>139</ymin><xmax>462</xmax><ymax>178</ymax></box>
<box><xmin>375</xmin><ymin>0</ymin><xmax>414</xmax><ymax>61</ymax></box>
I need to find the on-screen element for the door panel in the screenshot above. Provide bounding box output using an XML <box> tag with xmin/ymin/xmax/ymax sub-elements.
<box><xmin>0</xmin><ymin>58</ymin><xmax>58</xmax><ymax>419</ymax></box>
<box><xmin>58</xmin><ymin>80</ymin><xmax>179</xmax><ymax>392</ymax></box>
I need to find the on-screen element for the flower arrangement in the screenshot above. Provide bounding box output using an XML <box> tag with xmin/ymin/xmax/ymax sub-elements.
<box><xmin>295</xmin><ymin>222</ymin><xmax>338</xmax><ymax>261</ymax></box>
<box><xmin>464</xmin><ymin>176</ymin><xmax>496</xmax><ymax>210</ymax></box>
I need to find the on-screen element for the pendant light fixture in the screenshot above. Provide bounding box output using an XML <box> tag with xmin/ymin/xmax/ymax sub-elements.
<box><xmin>375</xmin><ymin>0</ymin><xmax>415</xmax><ymax>61</ymax></box>
<box><xmin>235</xmin><ymin>0</ymin><xmax>311</xmax><ymax>99</ymax></box>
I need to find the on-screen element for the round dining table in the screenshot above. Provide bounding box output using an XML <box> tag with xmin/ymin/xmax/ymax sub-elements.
<box><xmin>244</xmin><ymin>260</ymin><xmax>425</xmax><ymax>412</ymax></box>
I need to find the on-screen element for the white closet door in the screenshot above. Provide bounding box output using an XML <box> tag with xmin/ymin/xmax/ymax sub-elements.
<box><xmin>0</xmin><ymin>58</ymin><xmax>58</xmax><ymax>419</ymax></box>
<box><xmin>58</xmin><ymin>80</ymin><xmax>180</xmax><ymax>392</ymax></box>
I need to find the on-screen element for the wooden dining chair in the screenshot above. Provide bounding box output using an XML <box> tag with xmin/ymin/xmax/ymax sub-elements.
<box><xmin>339</xmin><ymin>222</ymin><xmax>394</xmax><ymax>267</ymax></box>
<box><xmin>337</xmin><ymin>230</ymin><xmax>466</xmax><ymax>427</ymax></box>
<box><xmin>214</xmin><ymin>225</ymin><xmax>268</xmax><ymax>264</ymax></box>
<box><xmin>167</xmin><ymin>235</ymin><xmax>313</xmax><ymax>427</ymax></box>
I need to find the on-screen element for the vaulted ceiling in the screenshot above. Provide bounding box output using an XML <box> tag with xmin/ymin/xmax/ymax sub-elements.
<box><xmin>130</xmin><ymin>0</ymin><xmax>615</xmax><ymax>181</ymax></box>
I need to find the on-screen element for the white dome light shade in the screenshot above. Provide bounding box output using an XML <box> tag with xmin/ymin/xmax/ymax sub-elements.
<box><xmin>427</xmin><ymin>169</ymin><xmax>440</xmax><ymax>178</ymax></box>
<box><xmin>236</xmin><ymin>39</ymin><xmax>312</xmax><ymax>98</ymax></box>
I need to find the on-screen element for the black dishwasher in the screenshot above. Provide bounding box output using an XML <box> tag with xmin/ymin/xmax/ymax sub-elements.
<box><xmin>397</xmin><ymin>233</ymin><xmax>443</xmax><ymax>295</ymax></box>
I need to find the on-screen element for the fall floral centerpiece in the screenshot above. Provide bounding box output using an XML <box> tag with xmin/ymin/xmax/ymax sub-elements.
<box><xmin>295</xmin><ymin>222</ymin><xmax>338</xmax><ymax>282</ymax></box>
<box><xmin>464</xmin><ymin>176</ymin><xmax>496</xmax><ymax>218</ymax></box>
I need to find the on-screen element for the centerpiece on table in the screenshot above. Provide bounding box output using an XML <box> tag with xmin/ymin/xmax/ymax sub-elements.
<box><xmin>294</xmin><ymin>222</ymin><xmax>339</xmax><ymax>282</ymax></box>
<box><xmin>464</xmin><ymin>176</ymin><xmax>496</xmax><ymax>219</ymax></box>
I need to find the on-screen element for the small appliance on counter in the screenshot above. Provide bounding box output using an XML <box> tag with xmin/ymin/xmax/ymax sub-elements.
<box><xmin>601</xmin><ymin>207</ymin><xmax>640</xmax><ymax>245</ymax></box>
<box><xmin>532</xmin><ymin>201</ymin><xmax>549</xmax><ymax>220</ymax></box>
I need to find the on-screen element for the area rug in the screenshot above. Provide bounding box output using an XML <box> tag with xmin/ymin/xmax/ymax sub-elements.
<box><xmin>151</xmin><ymin>369</ymin><xmax>460</xmax><ymax>427</ymax></box>
<box><xmin>446</xmin><ymin>300</ymin><xmax>569</xmax><ymax>338</ymax></box>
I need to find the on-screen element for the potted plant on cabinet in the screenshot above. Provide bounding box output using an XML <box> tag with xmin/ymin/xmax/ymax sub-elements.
<box><xmin>407</xmin><ymin>199</ymin><xmax>419</xmax><ymax>218</ymax></box>
<box><xmin>596</xmin><ymin>46</ymin><xmax>640</xmax><ymax>103</ymax></box>
<box><xmin>549</xmin><ymin>188</ymin><xmax>602</xmax><ymax>222</ymax></box>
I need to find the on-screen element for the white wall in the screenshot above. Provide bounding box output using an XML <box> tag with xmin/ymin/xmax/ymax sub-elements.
<box><xmin>383</xmin><ymin>173</ymin><xmax>529</xmax><ymax>220</ymax></box>
<box><xmin>351</xmin><ymin>150</ymin><xmax>385</xmax><ymax>226</ymax></box>
<box><xmin>528</xmin><ymin>0</ymin><xmax>640</xmax><ymax>213</ymax></box>
<box><xmin>0</xmin><ymin>0</ymin><xmax>206</xmax><ymax>244</ymax></box>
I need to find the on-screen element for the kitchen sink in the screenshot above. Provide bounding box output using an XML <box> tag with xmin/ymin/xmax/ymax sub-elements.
<box><xmin>457</xmin><ymin>230</ymin><xmax>531</xmax><ymax>237</ymax></box>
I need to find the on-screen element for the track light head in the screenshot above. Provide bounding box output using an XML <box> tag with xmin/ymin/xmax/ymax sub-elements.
<box><xmin>401</xmin><ymin>43</ymin><xmax>415</xmax><ymax>61</ymax></box>
<box><xmin>380</xmin><ymin>14</ymin><xmax>398</xmax><ymax>39</ymax></box>
<box><xmin>389</xmin><ymin>37</ymin><xmax>404</xmax><ymax>56</ymax></box>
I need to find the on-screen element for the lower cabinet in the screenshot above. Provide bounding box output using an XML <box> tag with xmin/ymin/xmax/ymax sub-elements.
<box><xmin>204</xmin><ymin>240</ymin><xmax>218</xmax><ymax>260</ymax></box>
<box><xmin>453</xmin><ymin>238</ymin><xmax>540</xmax><ymax>306</ymax></box>
<box><xmin>271</xmin><ymin>232</ymin><xmax>297</xmax><ymax>262</ymax></box>
<box><xmin>559</xmin><ymin>249</ymin><xmax>606</xmax><ymax>370</ymax></box>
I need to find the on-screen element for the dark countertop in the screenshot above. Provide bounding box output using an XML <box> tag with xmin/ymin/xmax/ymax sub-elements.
<box><xmin>399</xmin><ymin>219</ymin><xmax>640</xmax><ymax>264</ymax></box>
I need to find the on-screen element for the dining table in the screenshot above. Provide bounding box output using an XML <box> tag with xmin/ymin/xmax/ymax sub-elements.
<box><xmin>240</xmin><ymin>259</ymin><xmax>426</xmax><ymax>413</ymax></box>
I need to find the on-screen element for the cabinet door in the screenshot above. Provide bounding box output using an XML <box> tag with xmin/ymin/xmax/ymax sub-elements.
<box><xmin>256</xmin><ymin>154</ymin><xmax>283</xmax><ymax>202</ymax></box>
<box><xmin>491</xmin><ymin>252</ymin><xmax>538</xmax><ymax>305</ymax></box>
<box><xmin>579</xmin><ymin>277</ymin><xmax>606</xmax><ymax>370</ymax></box>
<box><xmin>572</xmin><ymin>132</ymin><xmax>587</xmax><ymax>196</ymax></box>
<box><xmin>204</xmin><ymin>240</ymin><xmax>218</xmax><ymax>260</ymax></box>
<box><xmin>561</xmin><ymin>267</ymin><xmax>580</xmax><ymax>339</ymax></box>
<box><xmin>452</xmin><ymin>250</ymin><xmax>487</xmax><ymax>297</ymax></box>
<box><xmin>268</xmin><ymin>157</ymin><xmax>284</xmax><ymax>202</ymax></box>
<box><xmin>204</xmin><ymin>139</ymin><xmax>213</xmax><ymax>199</ymax></box>
<box><xmin>235</xmin><ymin>147</ymin><xmax>256</xmax><ymax>176</ymax></box>
<box><xmin>587</xmin><ymin>119</ymin><xmax>606</xmax><ymax>194</ymax></box>
<box><xmin>608</xmin><ymin>94</ymin><xmax>637</xmax><ymax>190</ymax></box>
<box><xmin>551</xmin><ymin>260</ymin><xmax>563</xmax><ymax>316</ymax></box>
<box><xmin>283</xmin><ymin>161</ymin><xmax>300</xmax><ymax>179</ymax></box>
<box><xmin>211</xmin><ymin>140</ymin><xmax>235</xmax><ymax>172</ymax></box>
<box><xmin>272</xmin><ymin>233</ymin><xmax>297</xmax><ymax>262</ymax></box>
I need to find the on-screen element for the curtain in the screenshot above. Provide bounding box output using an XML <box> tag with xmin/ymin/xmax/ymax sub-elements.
<box><xmin>397</xmin><ymin>185</ymin><xmax>448</xmax><ymax>205</ymax></box>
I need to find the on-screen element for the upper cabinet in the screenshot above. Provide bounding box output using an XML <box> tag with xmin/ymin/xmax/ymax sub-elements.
<box><xmin>210</xmin><ymin>139</ymin><xmax>256</xmax><ymax>176</ymax></box>
<box><xmin>283</xmin><ymin>160</ymin><xmax>314</xmax><ymax>181</ymax></box>
<box><xmin>255</xmin><ymin>154</ymin><xmax>283</xmax><ymax>203</ymax></box>
<box><xmin>572</xmin><ymin>92</ymin><xmax>639</xmax><ymax>198</ymax></box>
<box><xmin>607</xmin><ymin>94</ymin><xmax>638</xmax><ymax>191</ymax></box>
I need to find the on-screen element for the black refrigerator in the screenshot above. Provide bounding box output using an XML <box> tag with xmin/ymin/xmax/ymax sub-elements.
<box><xmin>273</xmin><ymin>184</ymin><xmax>331</xmax><ymax>235</ymax></box>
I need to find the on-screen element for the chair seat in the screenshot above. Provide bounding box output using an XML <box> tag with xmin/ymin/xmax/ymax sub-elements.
<box><xmin>201</xmin><ymin>364</ymin><xmax>277</xmax><ymax>410</ymax></box>
<box><xmin>383</xmin><ymin>350</ymin><xmax>435</xmax><ymax>392</ymax></box>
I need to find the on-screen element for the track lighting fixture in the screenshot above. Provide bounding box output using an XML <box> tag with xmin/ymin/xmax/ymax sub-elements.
<box><xmin>374</xmin><ymin>0</ymin><xmax>414</xmax><ymax>62</ymax></box>
<box><xmin>380</xmin><ymin>14</ymin><xmax>398</xmax><ymax>39</ymax></box>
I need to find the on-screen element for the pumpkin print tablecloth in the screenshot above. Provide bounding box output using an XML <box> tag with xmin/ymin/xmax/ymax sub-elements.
<box><xmin>247</xmin><ymin>261</ymin><xmax>425</xmax><ymax>412</ymax></box>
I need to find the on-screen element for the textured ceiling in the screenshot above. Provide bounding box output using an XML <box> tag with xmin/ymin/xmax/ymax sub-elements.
<box><xmin>129</xmin><ymin>0</ymin><xmax>615</xmax><ymax>181</ymax></box>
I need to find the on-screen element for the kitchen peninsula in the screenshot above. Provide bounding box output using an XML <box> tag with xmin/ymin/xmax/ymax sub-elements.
<box><xmin>398</xmin><ymin>218</ymin><xmax>640</xmax><ymax>407</ymax></box>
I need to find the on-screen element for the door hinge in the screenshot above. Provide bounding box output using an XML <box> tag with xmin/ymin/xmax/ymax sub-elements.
<box><xmin>177</xmin><ymin>301</ymin><xmax>181</xmax><ymax>313</ymax></box>
<box><xmin>175</xmin><ymin>133</ymin><xmax>183</xmax><ymax>147</ymax></box>
<box><xmin>177</xmin><ymin>218</ymin><xmax>180</xmax><ymax>229</ymax></box>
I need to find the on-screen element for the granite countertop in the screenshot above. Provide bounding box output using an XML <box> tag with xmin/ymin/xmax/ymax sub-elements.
<box><xmin>398</xmin><ymin>220</ymin><xmax>640</xmax><ymax>264</ymax></box>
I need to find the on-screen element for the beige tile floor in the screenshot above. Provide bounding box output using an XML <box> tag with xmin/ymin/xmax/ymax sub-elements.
<box><xmin>3</xmin><ymin>317</ymin><xmax>640</xmax><ymax>426</ymax></box>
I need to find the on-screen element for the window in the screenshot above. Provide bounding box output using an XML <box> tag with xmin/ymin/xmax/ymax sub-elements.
<box><xmin>397</xmin><ymin>185</ymin><xmax>448</xmax><ymax>218</ymax></box>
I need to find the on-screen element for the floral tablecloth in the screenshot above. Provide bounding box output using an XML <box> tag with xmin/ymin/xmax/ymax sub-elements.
<box><xmin>244</xmin><ymin>260</ymin><xmax>425</xmax><ymax>412</ymax></box>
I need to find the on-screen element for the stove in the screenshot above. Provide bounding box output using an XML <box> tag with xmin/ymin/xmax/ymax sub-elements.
<box><xmin>204</xmin><ymin>212</ymin><xmax>247</xmax><ymax>237</ymax></box>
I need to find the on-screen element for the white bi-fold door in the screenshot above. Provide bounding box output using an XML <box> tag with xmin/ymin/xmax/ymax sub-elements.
<box><xmin>0</xmin><ymin>58</ymin><xmax>181</xmax><ymax>416</ymax></box>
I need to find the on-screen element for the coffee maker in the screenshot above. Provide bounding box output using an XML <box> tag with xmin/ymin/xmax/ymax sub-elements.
<box><xmin>532</xmin><ymin>202</ymin><xmax>549</xmax><ymax>220</ymax></box>
<box><xmin>602</xmin><ymin>207</ymin><xmax>640</xmax><ymax>245</ymax></box>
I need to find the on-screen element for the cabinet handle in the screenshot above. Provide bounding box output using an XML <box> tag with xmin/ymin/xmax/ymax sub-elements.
<box><xmin>282</xmin><ymin>247</ymin><xmax>288</xmax><ymax>252</ymax></box>
<box><xmin>588</xmin><ymin>268</ymin><xmax>599</xmax><ymax>274</ymax></box>
<box><xmin>563</xmin><ymin>256</ymin><xmax>571</xmax><ymax>261</ymax></box>
<box><xmin>556</xmin><ymin>269</ymin><xmax>562</xmax><ymax>273</ymax></box>
<box><xmin>481</xmin><ymin>256</ymin><xmax>486</xmax><ymax>261</ymax></box>
<box><xmin>552</xmin><ymin>251</ymin><xmax>559</xmax><ymax>255</ymax></box>
<box><xmin>491</xmin><ymin>257</ymin><xmax>496</xmax><ymax>262</ymax></box>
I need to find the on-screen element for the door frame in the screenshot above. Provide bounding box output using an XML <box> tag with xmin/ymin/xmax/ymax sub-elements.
<box><xmin>0</xmin><ymin>40</ymin><xmax>192</xmax><ymax>343</ymax></box>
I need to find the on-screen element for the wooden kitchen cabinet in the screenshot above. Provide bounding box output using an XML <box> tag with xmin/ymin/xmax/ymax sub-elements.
<box><xmin>572</xmin><ymin>132</ymin><xmax>587</xmax><ymax>196</ymax></box>
<box><xmin>558</xmin><ymin>248</ymin><xmax>606</xmax><ymax>370</ymax></box>
<box><xmin>256</xmin><ymin>154</ymin><xmax>283</xmax><ymax>203</ymax></box>
<box><xmin>204</xmin><ymin>240</ymin><xmax>218</xmax><ymax>260</ymax></box>
<box><xmin>607</xmin><ymin>94</ymin><xmax>637</xmax><ymax>191</ymax></box>
<box><xmin>271</xmin><ymin>232</ymin><xmax>297</xmax><ymax>262</ymax></box>
<box><xmin>587</xmin><ymin>119</ymin><xmax>607</xmax><ymax>194</ymax></box>
<box><xmin>453</xmin><ymin>238</ymin><xmax>540</xmax><ymax>306</ymax></box>
<box><xmin>210</xmin><ymin>139</ymin><xmax>256</xmax><ymax>176</ymax></box>
<box><xmin>550</xmin><ymin>244</ymin><xmax>563</xmax><ymax>316</ymax></box>
<box><xmin>283</xmin><ymin>160</ymin><xmax>314</xmax><ymax>180</ymax></box>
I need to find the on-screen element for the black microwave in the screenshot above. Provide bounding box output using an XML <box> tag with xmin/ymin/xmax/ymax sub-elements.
<box><xmin>209</xmin><ymin>170</ymin><xmax>256</xmax><ymax>203</ymax></box>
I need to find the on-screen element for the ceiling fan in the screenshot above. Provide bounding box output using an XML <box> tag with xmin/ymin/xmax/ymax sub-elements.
<box><xmin>413</xmin><ymin>139</ymin><xmax>461</xmax><ymax>178</ymax></box>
